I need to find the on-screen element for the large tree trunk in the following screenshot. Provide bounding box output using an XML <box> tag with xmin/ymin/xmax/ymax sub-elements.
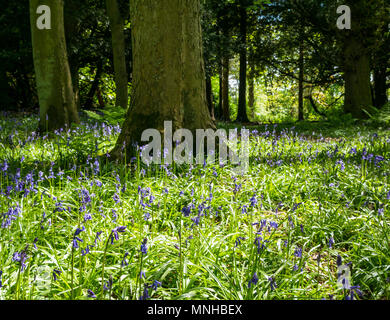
<box><xmin>343</xmin><ymin>36</ymin><xmax>373</xmax><ymax>118</ymax></box>
<box><xmin>236</xmin><ymin>3</ymin><xmax>249</xmax><ymax>123</ymax></box>
<box><xmin>221</xmin><ymin>56</ymin><xmax>230</xmax><ymax>122</ymax></box>
<box><xmin>30</xmin><ymin>0</ymin><xmax>79</xmax><ymax>132</ymax></box>
<box><xmin>111</xmin><ymin>0</ymin><xmax>214</xmax><ymax>159</ymax></box>
<box><xmin>106</xmin><ymin>0</ymin><xmax>128</xmax><ymax>109</ymax></box>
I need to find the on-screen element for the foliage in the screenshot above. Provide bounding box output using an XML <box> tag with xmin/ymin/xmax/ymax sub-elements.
<box><xmin>0</xmin><ymin>114</ymin><xmax>389</xmax><ymax>300</ymax></box>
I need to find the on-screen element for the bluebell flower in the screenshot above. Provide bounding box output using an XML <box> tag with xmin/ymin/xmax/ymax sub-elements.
<box><xmin>121</xmin><ymin>252</ymin><xmax>129</xmax><ymax>267</ymax></box>
<box><xmin>81</xmin><ymin>245</ymin><xmax>92</xmax><ymax>256</ymax></box>
<box><xmin>139</xmin><ymin>286</ymin><xmax>150</xmax><ymax>300</ymax></box>
<box><xmin>268</xmin><ymin>277</ymin><xmax>277</xmax><ymax>291</ymax></box>
<box><xmin>94</xmin><ymin>231</ymin><xmax>103</xmax><ymax>246</ymax></box>
<box><xmin>33</xmin><ymin>238</ymin><xmax>38</xmax><ymax>250</ymax></box>
<box><xmin>12</xmin><ymin>248</ymin><xmax>28</xmax><ymax>271</ymax></box>
<box><xmin>110</xmin><ymin>226</ymin><xmax>127</xmax><ymax>244</ymax></box>
<box><xmin>248</xmin><ymin>272</ymin><xmax>259</xmax><ymax>288</ymax></box>
<box><xmin>151</xmin><ymin>280</ymin><xmax>162</xmax><ymax>291</ymax></box>
<box><xmin>140</xmin><ymin>271</ymin><xmax>146</xmax><ymax>279</ymax></box>
<box><xmin>0</xmin><ymin>270</ymin><xmax>3</xmax><ymax>288</ymax></box>
<box><xmin>73</xmin><ymin>226</ymin><xmax>85</xmax><ymax>248</ymax></box>
<box><xmin>84</xmin><ymin>212</ymin><xmax>92</xmax><ymax>222</ymax></box>
<box><xmin>53</xmin><ymin>269</ymin><xmax>61</xmax><ymax>281</ymax></box>
<box><xmin>87</xmin><ymin>289</ymin><xmax>96</xmax><ymax>298</ymax></box>
<box><xmin>103</xmin><ymin>277</ymin><xmax>113</xmax><ymax>291</ymax></box>
<box><xmin>250</xmin><ymin>194</ymin><xmax>257</xmax><ymax>207</ymax></box>
<box><xmin>294</xmin><ymin>247</ymin><xmax>302</xmax><ymax>258</ymax></box>
<box><xmin>141</xmin><ymin>238</ymin><xmax>148</xmax><ymax>255</ymax></box>
<box><xmin>387</xmin><ymin>191</ymin><xmax>390</xmax><ymax>200</ymax></box>
<box><xmin>337</xmin><ymin>255</ymin><xmax>342</xmax><ymax>267</ymax></box>
<box><xmin>235</xmin><ymin>237</ymin><xmax>246</xmax><ymax>247</ymax></box>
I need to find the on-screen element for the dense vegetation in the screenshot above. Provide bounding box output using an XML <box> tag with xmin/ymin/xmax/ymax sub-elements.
<box><xmin>0</xmin><ymin>112</ymin><xmax>389</xmax><ymax>300</ymax></box>
<box><xmin>0</xmin><ymin>0</ymin><xmax>389</xmax><ymax>301</ymax></box>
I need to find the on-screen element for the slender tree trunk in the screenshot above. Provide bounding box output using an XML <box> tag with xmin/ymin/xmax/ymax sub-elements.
<box><xmin>298</xmin><ymin>29</ymin><xmax>304</xmax><ymax>121</ymax></box>
<box><xmin>248</xmin><ymin>68</ymin><xmax>255</xmax><ymax>121</ymax></box>
<box><xmin>106</xmin><ymin>0</ymin><xmax>128</xmax><ymax>109</ymax></box>
<box><xmin>30</xmin><ymin>0</ymin><xmax>79</xmax><ymax>131</ymax></box>
<box><xmin>343</xmin><ymin>35</ymin><xmax>373</xmax><ymax>118</ymax></box>
<box><xmin>236</xmin><ymin>3</ymin><xmax>249</xmax><ymax>123</ymax></box>
<box><xmin>374</xmin><ymin>65</ymin><xmax>388</xmax><ymax>109</ymax></box>
<box><xmin>221</xmin><ymin>56</ymin><xmax>230</xmax><ymax>122</ymax></box>
<box><xmin>85</xmin><ymin>63</ymin><xmax>103</xmax><ymax>110</ymax></box>
<box><xmin>218</xmin><ymin>66</ymin><xmax>223</xmax><ymax>120</ymax></box>
<box><xmin>111</xmin><ymin>0</ymin><xmax>214</xmax><ymax>159</ymax></box>
<box><xmin>206</xmin><ymin>74</ymin><xmax>215</xmax><ymax>121</ymax></box>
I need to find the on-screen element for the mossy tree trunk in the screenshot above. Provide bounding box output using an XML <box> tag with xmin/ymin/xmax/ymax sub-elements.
<box><xmin>111</xmin><ymin>0</ymin><xmax>214</xmax><ymax>160</ymax></box>
<box><xmin>30</xmin><ymin>0</ymin><xmax>79</xmax><ymax>132</ymax></box>
<box><xmin>106</xmin><ymin>0</ymin><xmax>128</xmax><ymax>109</ymax></box>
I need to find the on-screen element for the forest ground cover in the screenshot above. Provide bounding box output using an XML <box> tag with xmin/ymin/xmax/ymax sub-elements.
<box><xmin>0</xmin><ymin>112</ymin><xmax>389</xmax><ymax>300</ymax></box>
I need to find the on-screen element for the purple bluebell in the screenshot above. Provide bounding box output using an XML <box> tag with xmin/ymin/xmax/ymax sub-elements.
<box><xmin>235</xmin><ymin>237</ymin><xmax>246</xmax><ymax>247</ymax></box>
<box><xmin>87</xmin><ymin>289</ymin><xmax>96</xmax><ymax>298</ymax></box>
<box><xmin>103</xmin><ymin>277</ymin><xmax>113</xmax><ymax>291</ymax></box>
<box><xmin>139</xmin><ymin>286</ymin><xmax>150</xmax><ymax>300</ymax></box>
<box><xmin>53</xmin><ymin>269</ymin><xmax>61</xmax><ymax>281</ymax></box>
<box><xmin>73</xmin><ymin>226</ymin><xmax>85</xmax><ymax>248</ymax></box>
<box><xmin>250</xmin><ymin>194</ymin><xmax>257</xmax><ymax>207</ymax></box>
<box><xmin>268</xmin><ymin>277</ymin><xmax>277</xmax><ymax>291</ymax></box>
<box><xmin>110</xmin><ymin>226</ymin><xmax>127</xmax><ymax>244</ymax></box>
<box><xmin>121</xmin><ymin>252</ymin><xmax>129</xmax><ymax>267</ymax></box>
<box><xmin>294</xmin><ymin>247</ymin><xmax>302</xmax><ymax>258</ymax></box>
<box><xmin>248</xmin><ymin>272</ymin><xmax>259</xmax><ymax>288</ymax></box>
<box><xmin>329</xmin><ymin>237</ymin><xmax>334</xmax><ymax>249</ymax></box>
<box><xmin>337</xmin><ymin>255</ymin><xmax>342</xmax><ymax>267</ymax></box>
<box><xmin>151</xmin><ymin>280</ymin><xmax>162</xmax><ymax>291</ymax></box>
<box><xmin>140</xmin><ymin>238</ymin><xmax>148</xmax><ymax>255</ymax></box>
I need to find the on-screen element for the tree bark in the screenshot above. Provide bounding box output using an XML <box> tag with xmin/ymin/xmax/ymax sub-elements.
<box><xmin>374</xmin><ymin>65</ymin><xmax>388</xmax><ymax>109</ymax></box>
<box><xmin>110</xmin><ymin>0</ymin><xmax>214</xmax><ymax>159</ymax></box>
<box><xmin>106</xmin><ymin>0</ymin><xmax>128</xmax><ymax>109</ymax></box>
<box><xmin>248</xmin><ymin>68</ymin><xmax>255</xmax><ymax>121</ymax></box>
<box><xmin>84</xmin><ymin>62</ymin><xmax>103</xmax><ymax>110</ymax></box>
<box><xmin>221</xmin><ymin>56</ymin><xmax>230</xmax><ymax>122</ymax></box>
<box><xmin>236</xmin><ymin>3</ymin><xmax>249</xmax><ymax>123</ymax></box>
<box><xmin>343</xmin><ymin>35</ymin><xmax>373</xmax><ymax>118</ymax></box>
<box><xmin>206</xmin><ymin>74</ymin><xmax>215</xmax><ymax>121</ymax></box>
<box><xmin>30</xmin><ymin>0</ymin><xmax>79</xmax><ymax>131</ymax></box>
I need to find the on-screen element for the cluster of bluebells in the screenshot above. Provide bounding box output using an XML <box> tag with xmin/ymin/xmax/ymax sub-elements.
<box><xmin>139</xmin><ymin>280</ymin><xmax>162</xmax><ymax>300</ymax></box>
<box><xmin>1</xmin><ymin>205</ymin><xmax>21</xmax><ymax>228</ymax></box>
